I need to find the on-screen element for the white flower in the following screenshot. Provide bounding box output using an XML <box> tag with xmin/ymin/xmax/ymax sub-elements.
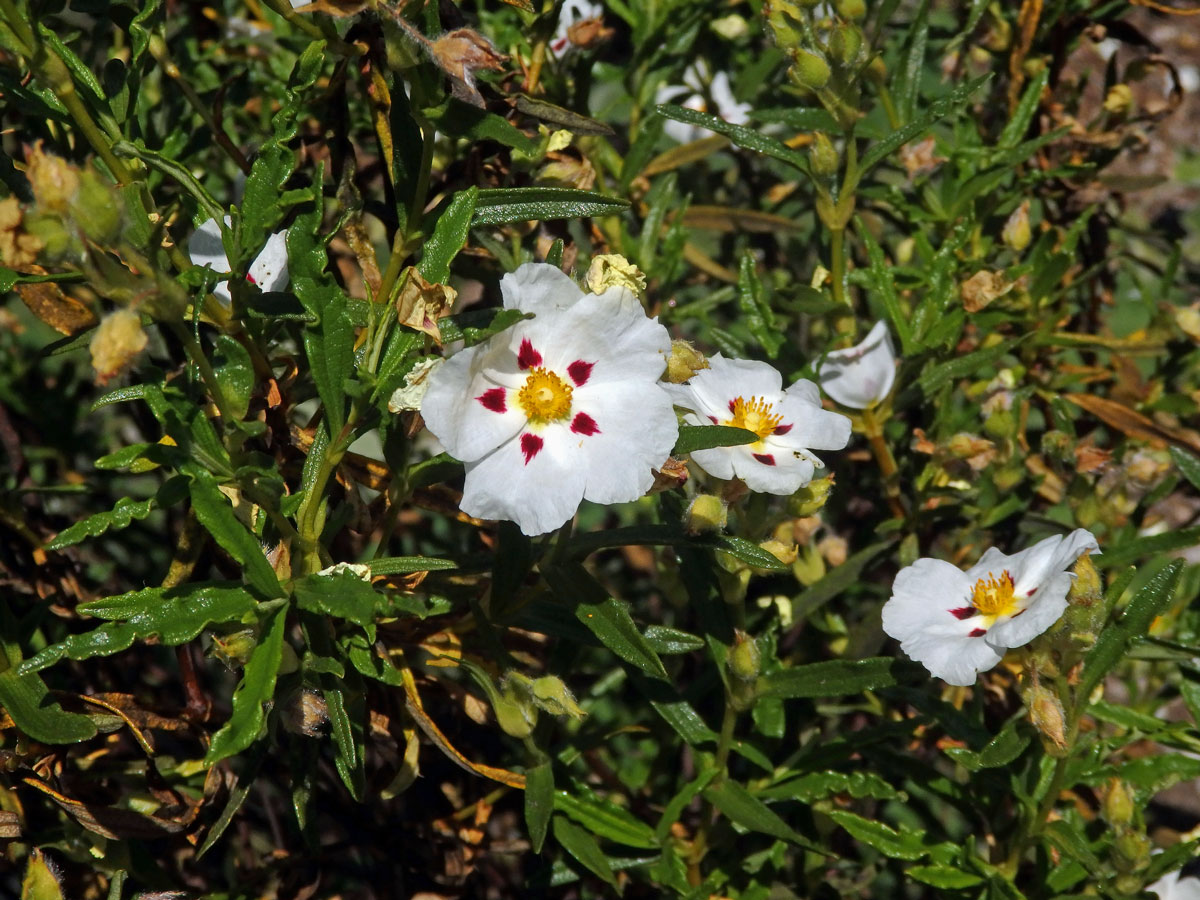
<box><xmin>420</xmin><ymin>263</ymin><xmax>677</xmax><ymax>536</ymax></box>
<box><xmin>817</xmin><ymin>320</ymin><xmax>897</xmax><ymax>409</ymax></box>
<box><xmin>550</xmin><ymin>0</ymin><xmax>604</xmax><ymax>54</ymax></box>
<box><xmin>187</xmin><ymin>216</ymin><xmax>289</xmax><ymax>305</ymax></box>
<box><xmin>882</xmin><ymin>529</ymin><xmax>1100</xmax><ymax>686</ymax></box>
<box><xmin>656</xmin><ymin>62</ymin><xmax>752</xmax><ymax>144</ymax></box>
<box><xmin>1149</xmin><ymin>870</ymin><xmax>1200</xmax><ymax>900</ymax></box>
<box><xmin>667</xmin><ymin>354</ymin><xmax>851</xmax><ymax>494</ymax></box>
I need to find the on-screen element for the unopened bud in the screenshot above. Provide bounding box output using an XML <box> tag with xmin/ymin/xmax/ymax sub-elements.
<box><xmin>809</xmin><ymin>132</ymin><xmax>839</xmax><ymax>177</ymax></box>
<box><xmin>829</xmin><ymin>23</ymin><xmax>864</xmax><ymax>65</ymax></box>
<box><xmin>728</xmin><ymin>631</ymin><xmax>761</xmax><ymax>682</ymax></box>
<box><xmin>281</xmin><ymin>688</ymin><xmax>329</xmax><ymax>737</ymax></box>
<box><xmin>27</xmin><ymin>144</ymin><xmax>79</xmax><ymax>213</ymax></box>
<box><xmin>685</xmin><ymin>493</ymin><xmax>728</xmax><ymax>534</ymax></box>
<box><xmin>90</xmin><ymin>309</ymin><xmax>148</xmax><ymax>385</ymax></box>
<box><xmin>865</xmin><ymin>55</ymin><xmax>887</xmax><ymax>84</ymax></box>
<box><xmin>73</xmin><ymin>169</ymin><xmax>123</xmax><ymax>245</ymax></box>
<box><xmin>24</xmin><ymin>213</ymin><xmax>71</xmax><ymax>262</ymax></box>
<box><xmin>788</xmin><ymin>475</ymin><xmax>834</xmax><ymax>516</ymax></box>
<box><xmin>758</xmin><ymin>539</ymin><xmax>798</xmax><ymax>570</ymax></box>
<box><xmin>586</xmin><ymin>253</ymin><xmax>647</xmax><ymax>299</ymax></box>
<box><xmin>210</xmin><ymin>628</ymin><xmax>257</xmax><ymax>667</ymax></box>
<box><xmin>493</xmin><ymin>691</ymin><xmax>537</xmax><ymax>739</ymax></box>
<box><xmin>1028</xmin><ymin>684</ymin><xmax>1068</xmax><ymax>755</ymax></box>
<box><xmin>1104</xmin><ymin>84</ymin><xmax>1133</xmax><ymax>116</ymax></box>
<box><xmin>1113</xmin><ymin>830</ymin><xmax>1151</xmax><ymax>873</ymax></box>
<box><xmin>1002</xmin><ymin>199</ymin><xmax>1032</xmax><ymax>252</ymax></box>
<box><xmin>665</xmin><ymin>339</ymin><xmax>709</xmax><ymax>383</ymax></box>
<box><xmin>791</xmin><ymin>50</ymin><xmax>831</xmax><ymax>89</ymax></box>
<box><xmin>531</xmin><ymin>675</ymin><xmax>586</xmax><ymax>719</ymax></box>
<box><xmin>1102</xmin><ymin>778</ymin><xmax>1135</xmax><ymax>827</ymax></box>
<box><xmin>834</xmin><ymin>0</ymin><xmax>866</xmax><ymax>19</ymax></box>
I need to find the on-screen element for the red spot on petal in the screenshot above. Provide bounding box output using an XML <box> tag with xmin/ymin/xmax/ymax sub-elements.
<box><xmin>708</xmin><ymin>415</ymin><xmax>718</xmax><ymax>424</ymax></box>
<box><xmin>518</xmin><ymin>338</ymin><xmax>542</xmax><ymax>370</ymax></box>
<box><xmin>773</xmin><ymin>423</ymin><xmax>793</xmax><ymax>435</ymax></box>
<box><xmin>1026</xmin><ymin>589</ymin><xmax>1036</xmax><ymax>597</ymax></box>
<box><xmin>752</xmin><ymin>453</ymin><xmax>776</xmax><ymax>466</ymax></box>
<box><xmin>476</xmin><ymin>388</ymin><xmax>506</xmax><ymax>413</ymax></box>
<box><xmin>246</xmin><ymin>274</ymin><xmax>257</xmax><ymax>285</ymax></box>
<box><xmin>1012</xmin><ymin>609</ymin><xmax>1026</xmax><ymax>618</ymax></box>
<box><xmin>567</xmin><ymin>360</ymin><xmax>594</xmax><ymax>386</ymax></box>
<box><xmin>968</xmin><ymin>628</ymin><xmax>987</xmax><ymax>638</ymax></box>
<box><xmin>728</xmin><ymin>399</ymin><xmax>737</xmax><ymax>412</ymax></box>
<box><xmin>520</xmin><ymin>433</ymin><xmax>543</xmax><ymax>464</ymax></box>
<box><xmin>570</xmin><ymin>412</ymin><xmax>599</xmax><ymax>435</ymax></box>
<box><xmin>949</xmin><ymin>607</ymin><xmax>975</xmax><ymax>620</ymax></box>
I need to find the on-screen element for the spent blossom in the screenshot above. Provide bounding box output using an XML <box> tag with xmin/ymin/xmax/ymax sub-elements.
<box><xmin>420</xmin><ymin>263</ymin><xmax>677</xmax><ymax>535</ymax></box>
<box><xmin>817</xmin><ymin>320</ymin><xmax>897</xmax><ymax>410</ymax></box>
<box><xmin>668</xmin><ymin>354</ymin><xmax>851</xmax><ymax>494</ymax></box>
<box><xmin>187</xmin><ymin>216</ymin><xmax>289</xmax><ymax>306</ymax></box>
<box><xmin>882</xmin><ymin>529</ymin><xmax>1100</xmax><ymax>686</ymax></box>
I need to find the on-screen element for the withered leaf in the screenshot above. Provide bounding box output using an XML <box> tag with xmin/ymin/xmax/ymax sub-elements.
<box><xmin>397</xmin><ymin>268</ymin><xmax>456</xmax><ymax>342</ymax></box>
<box><xmin>429</xmin><ymin>29</ymin><xmax>507</xmax><ymax>109</ymax></box>
<box><xmin>16</xmin><ymin>281</ymin><xmax>97</xmax><ymax>335</ymax></box>
<box><xmin>23</xmin><ymin>776</ymin><xmax>187</xmax><ymax>840</ymax></box>
<box><xmin>1065</xmin><ymin>393</ymin><xmax>1200</xmax><ymax>454</ymax></box>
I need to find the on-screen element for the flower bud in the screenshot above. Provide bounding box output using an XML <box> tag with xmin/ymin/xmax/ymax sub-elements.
<box><xmin>72</xmin><ymin>169</ymin><xmax>123</xmax><ymax>245</ymax></box>
<box><xmin>758</xmin><ymin>539</ymin><xmax>798</xmax><ymax>570</ymax></box>
<box><xmin>493</xmin><ymin>691</ymin><xmax>537</xmax><ymax>739</ymax></box>
<box><xmin>1103</xmin><ymin>84</ymin><xmax>1133</xmax><ymax>116</ymax></box>
<box><xmin>1027</xmin><ymin>684</ymin><xmax>1068</xmax><ymax>754</ymax></box>
<box><xmin>90</xmin><ymin>309</ymin><xmax>148</xmax><ymax>385</ymax></box>
<box><xmin>829</xmin><ymin>23</ymin><xmax>864</xmax><ymax>65</ymax></box>
<box><xmin>1063</xmin><ymin>552</ymin><xmax>1107</xmax><ymax>638</ymax></box>
<box><xmin>1102</xmin><ymin>778</ymin><xmax>1135</xmax><ymax>827</ymax></box>
<box><xmin>26</xmin><ymin>144</ymin><xmax>79</xmax><ymax>213</ymax></box>
<box><xmin>665</xmin><ymin>339</ymin><xmax>709</xmax><ymax>383</ymax></box>
<box><xmin>835</xmin><ymin>0</ymin><xmax>866</xmax><ymax>19</ymax></box>
<box><xmin>728</xmin><ymin>631</ymin><xmax>761</xmax><ymax>682</ymax></box>
<box><xmin>0</xmin><ymin>197</ymin><xmax>42</xmax><ymax>268</ymax></box>
<box><xmin>711</xmin><ymin>14</ymin><xmax>748</xmax><ymax>39</ymax></box>
<box><xmin>23</xmin><ymin>213</ymin><xmax>71</xmax><ymax>262</ymax></box>
<box><xmin>809</xmin><ymin>132</ymin><xmax>839</xmax><ymax>177</ymax></box>
<box><xmin>586</xmin><ymin>253</ymin><xmax>646</xmax><ymax>300</ymax></box>
<box><xmin>865</xmin><ymin>55</ymin><xmax>887</xmax><ymax>84</ymax></box>
<box><xmin>280</xmin><ymin>688</ymin><xmax>329</xmax><ymax>737</ymax></box>
<box><xmin>685</xmin><ymin>493</ymin><xmax>728</xmax><ymax>534</ymax></box>
<box><xmin>531</xmin><ymin>675</ymin><xmax>587</xmax><ymax>719</ymax></box>
<box><xmin>1002</xmin><ymin>199</ymin><xmax>1032</xmax><ymax>252</ymax></box>
<box><xmin>1113</xmin><ymin>830</ymin><xmax>1151</xmax><ymax>873</ymax></box>
<box><xmin>788</xmin><ymin>475</ymin><xmax>834</xmax><ymax>516</ymax></box>
<box><xmin>790</xmin><ymin>50</ymin><xmax>831</xmax><ymax>89</ymax></box>
<box><xmin>210</xmin><ymin>628</ymin><xmax>257</xmax><ymax>667</ymax></box>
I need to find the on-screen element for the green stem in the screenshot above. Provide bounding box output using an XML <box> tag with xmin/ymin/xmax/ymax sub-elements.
<box><xmin>169</xmin><ymin>322</ymin><xmax>240</xmax><ymax>429</ymax></box>
<box><xmin>877</xmin><ymin>83</ymin><xmax>901</xmax><ymax>130</ymax></box>
<box><xmin>860</xmin><ymin>406</ymin><xmax>905</xmax><ymax>519</ymax></box>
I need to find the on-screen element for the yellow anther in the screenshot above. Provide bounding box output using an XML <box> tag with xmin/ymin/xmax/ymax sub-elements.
<box><xmin>517</xmin><ymin>367</ymin><xmax>573</xmax><ymax>423</ymax></box>
<box><xmin>971</xmin><ymin>571</ymin><xmax>1018</xmax><ymax>618</ymax></box>
<box><xmin>726</xmin><ymin>396</ymin><xmax>783</xmax><ymax>440</ymax></box>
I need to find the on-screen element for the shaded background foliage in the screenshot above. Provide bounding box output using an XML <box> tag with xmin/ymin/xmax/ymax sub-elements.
<box><xmin>1</xmin><ymin>0</ymin><xmax>1200</xmax><ymax>896</ymax></box>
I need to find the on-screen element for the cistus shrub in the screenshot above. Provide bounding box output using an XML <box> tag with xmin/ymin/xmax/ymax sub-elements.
<box><xmin>1</xmin><ymin>0</ymin><xmax>1199</xmax><ymax>897</ymax></box>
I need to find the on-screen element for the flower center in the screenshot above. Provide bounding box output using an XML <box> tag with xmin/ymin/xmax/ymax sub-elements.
<box><xmin>971</xmin><ymin>571</ymin><xmax>1018</xmax><ymax>618</ymax></box>
<box><xmin>726</xmin><ymin>396</ymin><xmax>782</xmax><ymax>440</ymax></box>
<box><xmin>517</xmin><ymin>367</ymin><xmax>573</xmax><ymax>423</ymax></box>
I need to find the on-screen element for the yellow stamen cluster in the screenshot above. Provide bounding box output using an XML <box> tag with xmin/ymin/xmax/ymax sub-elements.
<box><xmin>726</xmin><ymin>396</ymin><xmax>782</xmax><ymax>440</ymax></box>
<box><xmin>971</xmin><ymin>571</ymin><xmax>1018</xmax><ymax>618</ymax></box>
<box><xmin>518</xmin><ymin>367</ymin><xmax>573</xmax><ymax>423</ymax></box>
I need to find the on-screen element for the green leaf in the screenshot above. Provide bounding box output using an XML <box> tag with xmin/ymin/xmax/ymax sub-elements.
<box><xmin>763</xmin><ymin>657</ymin><xmax>921</xmax><ymax>698</ymax></box>
<box><xmin>0</xmin><ymin>611</ymin><xmax>97</xmax><ymax>744</ymax></box>
<box><xmin>513</xmin><ymin>94</ymin><xmax>615</xmax><ymax>136</ymax></box>
<box><xmin>894</xmin><ymin>0</ymin><xmax>930</xmax><ymax>124</ymax></box>
<box><xmin>906</xmin><ymin>864</ymin><xmax>983</xmax><ymax>889</ymax></box>
<box><xmin>185</xmin><ymin>467</ymin><xmax>285</xmax><ymax>599</ymax></box>
<box><xmin>18</xmin><ymin>584</ymin><xmax>258</xmax><ymax>674</ymax></box>
<box><xmin>857</xmin><ymin>75</ymin><xmax>991</xmax><ymax>178</ymax></box>
<box><xmin>418</xmin><ymin>187</ymin><xmax>477</xmax><ymax>285</ymax></box>
<box><xmin>792</xmin><ymin>540</ymin><xmax>894</xmax><ymax>619</ymax></box>
<box><xmin>552</xmin><ymin>815</ymin><xmax>618</xmax><ymax>886</ymax></box>
<box><xmin>471</xmin><ymin>187</ymin><xmax>629</xmax><ymax>225</ymax></box>
<box><xmin>554</xmin><ymin>789</ymin><xmax>658</xmax><ymax>849</ymax></box>
<box><xmin>855</xmin><ymin>219</ymin><xmax>915</xmax><ymax>354</ymax></box>
<box><xmin>1044</xmin><ymin>820</ymin><xmax>1101</xmax><ymax>870</ymax></box>
<box><xmin>21</xmin><ymin>847</ymin><xmax>65</xmax><ymax>900</ymax></box>
<box><xmin>703</xmin><ymin>779</ymin><xmax>822</xmax><ymax>850</ymax></box>
<box><xmin>324</xmin><ymin>673</ymin><xmax>366</xmax><ymax>801</ymax></box>
<box><xmin>544</xmin><ymin>565</ymin><xmax>668</xmax><ymax>679</ymax></box>
<box><xmin>655</xmin><ymin>104</ymin><xmax>810</xmax><ymax>171</ymax></box>
<box><xmin>368</xmin><ymin>556</ymin><xmax>458</xmax><ymax>575</ymax></box>
<box><xmin>43</xmin><ymin>495</ymin><xmax>156</xmax><ymax>551</ymax></box>
<box><xmin>205</xmin><ymin>604</ymin><xmax>288</xmax><ymax>763</ymax></box>
<box><xmin>1170</xmin><ymin>446</ymin><xmax>1200</xmax><ymax>492</ymax></box>
<box><xmin>656</xmin><ymin>769</ymin><xmax>719</xmax><ymax>842</ymax></box>
<box><xmin>944</xmin><ymin>719</ymin><xmax>1029</xmax><ymax>771</ymax></box>
<box><xmin>1079</xmin><ymin>561</ymin><xmax>1182</xmax><ymax>699</ymax></box>
<box><xmin>643</xmin><ymin>625</ymin><xmax>705</xmax><ymax>654</ymax></box>
<box><xmin>567</xmin><ymin>524</ymin><xmax>788</xmax><ymax>571</ymax></box>
<box><xmin>1100</xmin><ymin>527</ymin><xmax>1200</xmax><ymax>570</ymax></box>
<box><xmin>759</xmin><ymin>770</ymin><xmax>903</xmax><ymax>803</ymax></box>
<box><xmin>294</xmin><ymin>571</ymin><xmax>377</xmax><ymax>631</ymax></box>
<box><xmin>525</xmin><ymin>762</ymin><xmax>554</xmax><ymax>853</ymax></box>
<box><xmin>212</xmin><ymin>335</ymin><xmax>254</xmax><ymax>421</ymax></box>
<box><xmin>631</xmin><ymin>673</ymin><xmax>719</xmax><ymax>747</ymax></box>
<box><xmin>112</xmin><ymin>140</ymin><xmax>225</xmax><ymax>224</ymax></box>
<box><xmin>673</xmin><ymin>424</ymin><xmax>757</xmax><ymax>455</ymax></box>
<box><xmin>919</xmin><ymin>336</ymin><xmax>1023</xmax><ymax>395</ymax></box>
<box><xmin>999</xmin><ymin>68</ymin><xmax>1050</xmax><ymax>148</ymax></box>
<box><xmin>737</xmin><ymin>253</ymin><xmax>784</xmax><ymax>357</ymax></box>
<box><xmin>826</xmin><ymin>810</ymin><xmax>927</xmax><ymax>860</ymax></box>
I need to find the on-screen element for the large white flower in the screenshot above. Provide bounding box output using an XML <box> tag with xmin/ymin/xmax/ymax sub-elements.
<box><xmin>1148</xmin><ymin>869</ymin><xmax>1200</xmax><ymax>900</ymax></box>
<box><xmin>656</xmin><ymin>63</ymin><xmax>752</xmax><ymax>144</ymax></box>
<box><xmin>667</xmin><ymin>355</ymin><xmax>851</xmax><ymax>494</ymax></box>
<box><xmin>817</xmin><ymin>320</ymin><xmax>897</xmax><ymax>409</ymax></box>
<box><xmin>882</xmin><ymin>529</ymin><xmax>1100</xmax><ymax>686</ymax></box>
<box><xmin>420</xmin><ymin>263</ymin><xmax>678</xmax><ymax>536</ymax></box>
<box><xmin>187</xmin><ymin>216</ymin><xmax>289</xmax><ymax>305</ymax></box>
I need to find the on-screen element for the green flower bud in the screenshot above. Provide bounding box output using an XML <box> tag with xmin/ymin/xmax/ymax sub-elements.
<box><xmin>531</xmin><ymin>675</ymin><xmax>586</xmax><ymax>719</ymax></box>
<box><xmin>493</xmin><ymin>691</ymin><xmax>537</xmax><ymax>739</ymax></box>
<box><xmin>1102</xmin><ymin>778</ymin><xmax>1135</xmax><ymax>827</ymax></box>
<box><xmin>1001</xmin><ymin>199</ymin><xmax>1032</xmax><ymax>252</ymax></box>
<box><xmin>835</xmin><ymin>0</ymin><xmax>867</xmax><ymax>19</ymax></box>
<box><xmin>27</xmin><ymin>144</ymin><xmax>79</xmax><ymax>214</ymax></box>
<box><xmin>665</xmin><ymin>339</ymin><xmax>709</xmax><ymax>384</ymax></box>
<box><xmin>865</xmin><ymin>55</ymin><xmax>887</xmax><ymax>84</ymax></box>
<box><xmin>788</xmin><ymin>475</ymin><xmax>834</xmax><ymax>516</ymax></box>
<box><xmin>685</xmin><ymin>494</ymin><xmax>728</xmax><ymax>534</ymax></box>
<box><xmin>790</xmin><ymin>50</ymin><xmax>831</xmax><ymax>89</ymax></box>
<box><xmin>809</xmin><ymin>132</ymin><xmax>839</xmax><ymax>177</ymax></box>
<box><xmin>72</xmin><ymin>169</ymin><xmax>123</xmax><ymax>245</ymax></box>
<box><xmin>829</xmin><ymin>23</ymin><xmax>864</xmax><ymax>65</ymax></box>
<box><xmin>1114</xmin><ymin>830</ymin><xmax>1151</xmax><ymax>873</ymax></box>
<box><xmin>1027</xmin><ymin>684</ymin><xmax>1067</xmax><ymax>755</ymax></box>
<box><xmin>728</xmin><ymin>631</ymin><xmax>761</xmax><ymax>682</ymax></box>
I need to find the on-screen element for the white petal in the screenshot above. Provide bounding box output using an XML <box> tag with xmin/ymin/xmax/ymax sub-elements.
<box><xmin>249</xmin><ymin>231</ymin><xmax>290</xmax><ymax>292</ymax></box>
<box><xmin>1007</xmin><ymin>529</ymin><xmax>1100</xmax><ymax>597</ymax></box>
<box><xmin>460</xmin><ymin>424</ymin><xmax>586</xmax><ymax>536</ymax></box>
<box><xmin>539</xmin><ymin>289</ymin><xmax>670</xmax><ymax>385</ymax></box>
<box><xmin>573</xmin><ymin>381</ymin><xmax>678</xmax><ymax>504</ymax></box>
<box><xmin>883</xmin><ymin>558</ymin><xmax>1001</xmax><ymax>685</ymax></box>
<box><xmin>774</xmin><ymin>387</ymin><xmax>852</xmax><ymax>452</ymax></box>
<box><xmin>986</xmin><ymin>572</ymin><xmax>1071</xmax><ymax>650</ymax></box>
<box><xmin>420</xmin><ymin>342</ymin><xmax>525</xmax><ymax>463</ymax></box>
<box><xmin>965</xmin><ymin>547</ymin><xmax>1012</xmax><ymax>582</ymax></box>
<box><xmin>703</xmin><ymin>355</ymin><xmax>784</xmax><ymax>399</ymax></box>
<box><xmin>500</xmin><ymin>263</ymin><xmax>584</xmax><ymax>316</ymax></box>
<box><xmin>188</xmin><ymin>216</ymin><xmax>232</xmax><ymax>275</ymax></box>
<box><xmin>818</xmin><ymin>320</ymin><xmax>898</xmax><ymax>409</ymax></box>
<box><xmin>727</xmin><ymin>444</ymin><xmax>815</xmax><ymax>494</ymax></box>
<box><xmin>1149</xmin><ymin>871</ymin><xmax>1200</xmax><ymax>900</ymax></box>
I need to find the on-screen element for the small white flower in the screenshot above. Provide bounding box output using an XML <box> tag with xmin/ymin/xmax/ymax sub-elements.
<box><xmin>187</xmin><ymin>216</ymin><xmax>289</xmax><ymax>305</ymax></box>
<box><xmin>667</xmin><ymin>354</ymin><xmax>851</xmax><ymax>494</ymax></box>
<box><xmin>550</xmin><ymin>0</ymin><xmax>604</xmax><ymax>54</ymax></box>
<box><xmin>656</xmin><ymin>63</ymin><xmax>752</xmax><ymax>144</ymax></box>
<box><xmin>882</xmin><ymin>529</ymin><xmax>1100</xmax><ymax>686</ymax></box>
<box><xmin>817</xmin><ymin>320</ymin><xmax>897</xmax><ymax>409</ymax></box>
<box><xmin>1148</xmin><ymin>870</ymin><xmax>1200</xmax><ymax>900</ymax></box>
<box><xmin>420</xmin><ymin>263</ymin><xmax>678</xmax><ymax>536</ymax></box>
